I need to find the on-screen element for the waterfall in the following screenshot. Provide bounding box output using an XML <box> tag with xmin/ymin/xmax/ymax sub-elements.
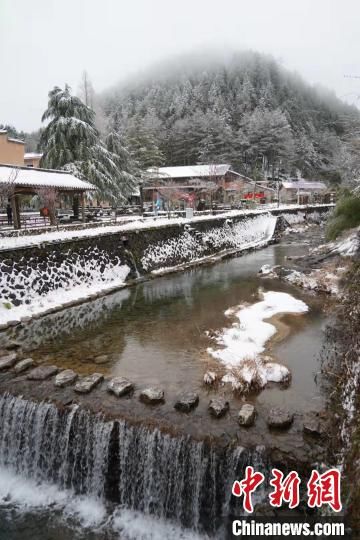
<box><xmin>0</xmin><ymin>393</ymin><xmax>269</xmax><ymax>535</ymax></box>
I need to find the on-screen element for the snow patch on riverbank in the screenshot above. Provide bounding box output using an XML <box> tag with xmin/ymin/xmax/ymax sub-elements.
<box><xmin>207</xmin><ymin>291</ymin><xmax>308</xmax><ymax>391</ymax></box>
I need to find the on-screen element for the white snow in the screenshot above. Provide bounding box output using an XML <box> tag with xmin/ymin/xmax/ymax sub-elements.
<box><xmin>0</xmin><ymin>204</ymin><xmax>333</xmax><ymax>251</ymax></box>
<box><xmin>0</xmin><ymin>264</ymin><xmax>130</xmax><ymax>326</ymax></box>
<box><xmin>0</xmin><ymin>164</ymin><xmax>94</xmax><ymax>191</ymax></box>
<box><xmin>147</xmin><ymin>163</ymin><xmax>231</xmax><ymax>179</ymax></box>
<box><xmin>332</xmin><ymin>232</ymin><xmax>359</xmax><ymax>257</ymax></box>
<box><xmin>141</xmin><ymin>213</ymin><xmax>277</xmax><ymax>271</ymax></box>
<box><xmin>207</xmin><ymin>291</ymin><xmax>308</xmax><ymax>390</ymax></box>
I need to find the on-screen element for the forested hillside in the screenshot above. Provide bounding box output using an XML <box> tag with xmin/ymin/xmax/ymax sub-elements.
<box><xmin>101</xmin><ymin>51</ymin><xmax>360</xmax><ymax>183</ymax></box>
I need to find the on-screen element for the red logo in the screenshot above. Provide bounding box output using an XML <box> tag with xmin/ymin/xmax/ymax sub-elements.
<box><xmin>232</xmin><ymin>468</ymin><xmax>342</xmax><ymax>513</ymax></box>
<box><xmin>269</xmin><ymin>469</ymin><xmax>301</xmax><ymax>509</ymax></box>
<box><xmin>232</xmin><ymin>466</ymin><xmax>265</xmax><ymax>513</ymax></box>
<box><xmin>307</xmin><ymin>469</ymin><xmax>342</xmax><ymax>512</ymax></box>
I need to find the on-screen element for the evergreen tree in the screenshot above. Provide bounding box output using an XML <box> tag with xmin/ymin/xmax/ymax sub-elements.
<box><xmin>101</xmin><ymin>51</ymin><xmax>360</xmax><ymax>182</ymax></box>
<box><xmin>125</xmin><ymin>119</ymin><xmax>165</xmax><ymax>170</ymax></box>
<box><xmin>40</xmin><ymin>85</ymin><xmax>137</xmax><ymax>203</ymax></box>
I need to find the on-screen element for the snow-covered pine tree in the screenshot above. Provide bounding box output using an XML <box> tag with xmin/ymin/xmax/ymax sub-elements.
<box><xmin>40</xmin><ymin>85</ymin><xmax>137</xmax><ymax>203</ymax></box>
<box><xmin>105</xmin><ymin>131</ymin><xmax>138</xmax><ymax>199</ymax></box>
<box><xmin>125</xmin><ymin>119</ymin><xmax>165</xmax><ymax>170</ymax></box>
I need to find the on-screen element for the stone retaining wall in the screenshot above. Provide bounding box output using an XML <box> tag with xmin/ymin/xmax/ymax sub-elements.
<box><xmin>0</xmin><ymin>206</ymin><xmax>331</xmax><ymax>319</ymax></box>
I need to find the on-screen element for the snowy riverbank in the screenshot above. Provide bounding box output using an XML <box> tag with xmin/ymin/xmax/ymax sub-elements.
<box><xmin>207</xmin><ymin>290</ymin><xmax>308</xmax><ymax>392</ymax></box>
<box><xmin>0</xmin><ymin>204</ymin><xmax>332</xmax><ymax>251</ymax></box>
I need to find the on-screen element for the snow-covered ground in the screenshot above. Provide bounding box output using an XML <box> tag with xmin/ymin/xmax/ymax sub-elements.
<box><xmin>0</xmin><ymin>204</ymin><xmax>332</xmax><ymax>251</ymax></box>
<box><xmin>207</xmin><ymin>291</ymin><xmax>308</xmax><ymax>392</ymax></box>
<box><xmin>0</xmin><ymin>263</ymin><xmax>130</xmax><ymax>327</ymax></box>
<box><xmin>313</xmin><ymin>227</ymin><xmax>360</xmax><ymax>258</ymax></box>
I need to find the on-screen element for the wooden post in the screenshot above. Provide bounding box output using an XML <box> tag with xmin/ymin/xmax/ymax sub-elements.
<box><xmin>253</xmin><ymin>181</ymin><xmax>257</xmax><ymax>206</ymax></box>
<box><xmin>81</xmin><ymin>192</ymin><xmax>85</xmax><ymax>222</ymax></box>
<box><xmin>11</xmin><ymin>194</ymin><xmax>21</xmax><ymax>230</ymax></box>
<box><xmin>139</xmin><ymin>184</ymin><xmax>144</xmax><ymax>215</ymax></box>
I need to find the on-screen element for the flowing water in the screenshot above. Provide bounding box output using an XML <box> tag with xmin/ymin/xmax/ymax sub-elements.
<box><xmin>0</xmin><ymin>233</ymin><xmax>329</xmax><ymax>539</ymax></box>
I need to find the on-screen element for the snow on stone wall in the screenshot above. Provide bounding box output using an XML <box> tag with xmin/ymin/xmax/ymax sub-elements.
<box><xmin>0</xmin><ymin>287</ymin><xmax>131</xmax><ymax>350</ymax></box>
<box><xmin>0</xmin><ymin>247</ymin><xmax>129</xmax><ymax>325</ymax></box>
<box><xmin>141</xmin><ymin>214</ymin><xmax>277</xmax><ymax>272</ymax></box>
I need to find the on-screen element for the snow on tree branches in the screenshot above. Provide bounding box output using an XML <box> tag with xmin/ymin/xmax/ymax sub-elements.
<box><xmin>40</xmin><ymin>85</ymin><xmax>138</xmax><ymax>203</ymax></box>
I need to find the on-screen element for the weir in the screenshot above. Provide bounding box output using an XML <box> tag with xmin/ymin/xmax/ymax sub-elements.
<box><xmin>0</xmin><ymin>210</ymin><xmax>334</xmax><ymax>537</ymax></box>
<box><xmin>0</xmin><ymin>393</ymin><xmax>268</xmax><ymax>534</ymax></box>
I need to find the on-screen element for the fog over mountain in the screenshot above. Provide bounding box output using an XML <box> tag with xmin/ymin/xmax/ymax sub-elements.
<box><xmin>101</xmin><ymin>51</ymin><xmax>360</xmax><ymax>182</ymax></box>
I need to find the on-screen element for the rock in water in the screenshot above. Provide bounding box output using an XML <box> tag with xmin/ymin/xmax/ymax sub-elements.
<box><xmin>0</xmin><ymin>353</ymin><xmax>17</xmax><ymax>370</ymax></box>
<box><xmin>54</xmin><ymin>369</ymin><xmax>78</xmax><ymax>388</ymax></box>
<box><xmin>107</xmin><ymin>377</ymin><xmax>133</xmax><ymax>397</ymax></box>
<box><xmin>27</xmin><ymin>365</ymin><xmax>59</xmax><ymax>381</ymax></box>
<box><xmin>75</xmin><ymin>373</ymin><xmax>104</xmax><ymax>394</ymax></box>
<box><xmin>94</xmin><ymin>355</ymin><xmax>110</xmax><ymax>365</ymax></box>
<box><xmin>14</xmin><ymin>358</ymin><xmax>34</xmax><ymax>374</ymax></box>
<box><xmin>5</xmin><ymin>342</ymin><xmax>21</xmax><ymax>351</ymax></box>
<box><xmin>174</xmin><ymin>392</ymin><xmax>199</xmax><ymax>412</ymax></box>
<box><xmin>238</xmin><ymin>403</ymin><xmax>256</xmax><ymax>426</ymax></box>
<box><xmin>140</xmin><ymin>387</ymin><xmax>165</xmax><ymax>405</ymax></box>
<box><xmin>208</xmin><ymin>398</ymin><xmax>229</xmax><ymax>418</ymax></box>
<box><xmin>267</xmin><ymin>407</ymin><xmax>294</xmax><ymax>429</ymax></box>
<box><xmin>303</xmin><ymin>412</ymin><xmax>325</xmax><ymax>438</ymax></box>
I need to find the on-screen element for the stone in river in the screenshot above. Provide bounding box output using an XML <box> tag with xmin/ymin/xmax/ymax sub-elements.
<box><xmin>94</xmin><ymin>354</ymin><xmax>110</xmax><ymax>365</ymax></box>
<box><xmin>267</xmin><ymin>407</ymin><xmax>294</xmax><ymax>429</ymax></box>
<box><xmin>107</xmin><ymin>377</ymin><xmax>134</xmax><ymax>397</ymax></box>
<box><xmin>27</xmin><ymin>365</ymin><xmax>59</xmax><ymax>381</ymax></box>
<box><xmin>54</xmin><ymin>369</ymin><xmax>78</xmax><ymax>388</ymax></box>
<box><xmin>5</xmin><ymin>342</ymin><xmax>21</xmax><ymax>351</ymax></box>
<box><xmin>174</xmin><ymin>392</ymin><xmax>199</xmax><ymax>412</ymax></box>
<box><xmin>303</xmin><ymin>412</ymin><xmax>326</xmax><ymax>438</ymax></box>
<box><xmin>139</xmin><ymin>387</ymin><xmax>165</xmax><ymax>405</ymax></box>
<box><xmin>208</xmin><ymin>398</ymin><xmax>229</xmax><ymax>418</ymax></box>
<box><xmin>238</xmin><ymin>403</ymin><xmax>256</xmax><ymax>427</ymax></box>
<box><xmin>75</xmin><ymin>373</ymin><xmax>104</xmax><ymax>394</ymax></box>
<box><xmin>0</xmin><ymin>353</ymin><xmax>17</xmax><ymax>370</ymax></box>
<box><xmin>14</xmin><ymin>358</ymin><xmax>34</xmax><ymax>374</ymax></box>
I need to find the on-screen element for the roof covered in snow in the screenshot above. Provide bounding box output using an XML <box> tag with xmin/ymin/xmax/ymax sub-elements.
<box><xmin>147</xmin><ymin>164</ymin><xmax>232</xmax><ymax>179</ymax></box>
<box><xmin>282</xmin><ymin>180</ymin><xmax>327</xmax><ymax>190</ymax></box>
<box><xmin>24</xmin><ymin>152</ymin><xmax>43</xmax><ymax>159</ymax></box>
<box><xmin>0</xmin><ymin>164</ymin><xmax>95</xmax><ymax>191</ymax></box>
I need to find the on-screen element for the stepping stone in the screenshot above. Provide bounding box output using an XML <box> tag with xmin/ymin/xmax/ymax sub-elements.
<box><xmin>0</xmin><ymin>353</ymin><xmax>17</xmax><ymax>370</ymax></box>
<box><xmin>14</xmin><ymin>358</ymin><xmax>34</xmax><ymax>374</ymax></box>
<box><xmin>267</xmin><ymin>407</ymin><xmax>294</xmax><ymax>429</ymax></box>
<box><xmin>303</xmin><ymin>413</ymin><xmax>325</xmax><ymax>438</ymax></box>
<box><xmin>208</xmin><ymin>398</ymin><xmax>229</xmax><ymax>418</ymax></box>
<box><xmin>238</xmin><ymin>403</ymin><xmax>256</xmax><ymax>427</ymax></box>
<box><xmin>107</xmin><ymin>377</ymin><xmax>133</xmax><ymax>397</ymax></box>
<box><xmin>75</xmin><ymin>373</ymin><xmax>104</xmax><ymax>394</ymax></box>
<box><xmin>174</xmin><ymin>392</ymin><xmax>199</xmax><ymax>413</ymax></box>
<box><xmin>203</xmin><ymin>371</ymin><xmax>217</xmax><ymax>385</ymax></box>
<box><xmin>54</xmin><ymin>369</ymin><xmax>78</xmax><ymax>388</ymax></box>
<box><xmin>5</xmin><ymin>342</ymin><xmax>21</xmax><ymax>351</ymax></box>
<box><xmin>27</xmin><ymin>365</ymin><xmax>59</xmax><ymax>381</ymax></box>
<box><xmin>94</xmin><ymin>354</ymin><xmax>110</xmax><ymax>365</ymax></box>
<box><xmin>139</xmin><ymin>387</ymin><xmax>164</xmax><ymax>405</ymax></box>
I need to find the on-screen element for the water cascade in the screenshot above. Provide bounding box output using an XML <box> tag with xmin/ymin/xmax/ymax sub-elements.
<box><xmin>0</xmin><ymin>393</ymin><xmax>268</xmax><ymax>535</ymax></box>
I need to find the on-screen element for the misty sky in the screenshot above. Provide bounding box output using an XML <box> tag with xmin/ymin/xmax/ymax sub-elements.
<box><xmin>1</xmin><ymin>0</ymin><xmax>359</xmax><ymax>132</ymax></box>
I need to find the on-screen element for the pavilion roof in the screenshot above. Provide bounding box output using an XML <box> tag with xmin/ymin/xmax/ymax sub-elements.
<box><xmin>0</xmin><ymin>164</ymin><xmax>95</xmax><ymax>191</ymax></box>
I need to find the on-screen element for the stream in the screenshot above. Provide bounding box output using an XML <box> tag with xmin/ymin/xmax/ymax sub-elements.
<box><xmin>0</xmin><ymin>229</ymin><xmax>330</xmax><ymax>539</ymax></box>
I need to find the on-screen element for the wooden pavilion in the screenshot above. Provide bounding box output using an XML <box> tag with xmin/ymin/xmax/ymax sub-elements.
<box><xmin>0</xmin><ymin>164</ymin><xmax>95</xmax><ymax>229</ymax></box>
